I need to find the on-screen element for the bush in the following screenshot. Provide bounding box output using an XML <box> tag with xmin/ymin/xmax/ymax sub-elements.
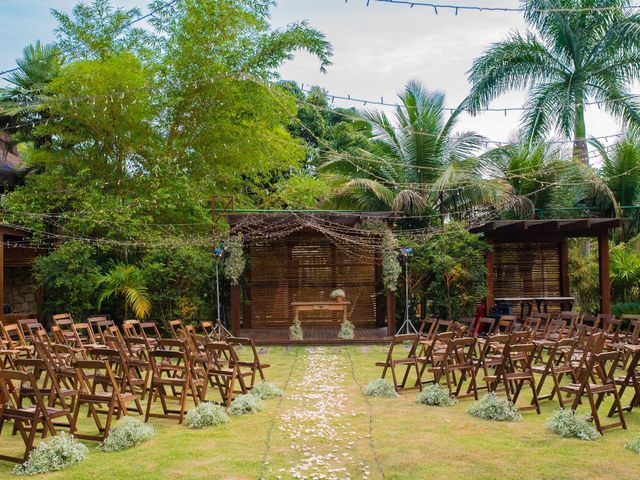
<box><xmin>289</xmin><ymin>320</ymin><xmax>303</xmax><ymax>340</ymax></box>
<box><xmin>545</xmin><ymin>409</ymin><xmax>600</xmax><ymax>440</ymax></box>
<box><xmin>338</xmin><ymin>320</ymin><xmax>355</xmax><ymax>340</ymax></box>
<box><xmin>612</xmin><ymin>301</ymin><xmax>640</xmax><ymax>319</ymax></box>
<box><xmin>362</xmin><ymin>379</ymin><xmax>398</xmax><ymax>398</ymax></box>
<box><xmin>416</xmin><ymin>384</ymin><xmax>457</xmax><ymax>407</ymax></box>
<box><xmin>186</xmin><ymin>402</ymin><xmax>230</xmax><ymax>429</ymax></box>
<box><xmin>468</xmin><ymin>393</ymin><xmax>522</xmax><ymax>422</ymax></box>
<box><xmin>13</xmin><ymin>432</ymin><xmax>88</xmax><ymax>476</ymax></box>
<box><xmin>98</xmin><ymin>417</ymin><xmax>156</xmax><ymax>452</ymax></box>
<box><xmin>626</xmin><ymin>433</ymin><xmax>640</xmax><ymax>454</ymax></box>
<box><xmin>251</xmin><ymin>382</ymin><xmax>284</xmax><ymax>400</ymax></box>
<box><xmin>228</xmin><ymin>394</ymin><xmax>263</xmax><ymax>416</ymax></box>
<box><xmin>31</xmin><ymin>241</ymin><xmax>101</xmax><ymax>320</ymax></box>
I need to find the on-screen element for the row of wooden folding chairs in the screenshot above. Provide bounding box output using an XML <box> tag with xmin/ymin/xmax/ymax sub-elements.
<box><xmin>376</xmin><ymin>328</ymin><xmax>636</xmax><ymax>434</ymax></box>
<box><xmin>0</xmin><ymin>317</ymin><xmax>270</xmax><ymax>462</ymax></box>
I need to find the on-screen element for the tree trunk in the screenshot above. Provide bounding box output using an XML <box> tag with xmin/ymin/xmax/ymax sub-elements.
<box><xmin>574</xmin><ymin>103</ymin><xmax>591</xmax><ymax>256</ymax></box>
<box><xmin>573</xmin><ymin>104</ymin><xmax>589</xmax><ymax>166</ymax></box>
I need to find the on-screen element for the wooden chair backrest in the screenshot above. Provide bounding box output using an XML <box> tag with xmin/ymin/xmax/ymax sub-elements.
<box><xmin>595</xmin><ymin>314</ymin><xmax>616</xmax><ymax>332</ymax></box>
<box><xmin>475</xmin><ymin>317</ymin><xmax>496</xmax><ymax>336</ymax></box>
<box><xmin>496</xmin><ymin>315</ymin><xmax>517</xmax><ymax>333</ymax></box>
<box><xmin>168</xmin><ymin>319</ymin><xmax>184</xmax><ymax>339</ymax></box>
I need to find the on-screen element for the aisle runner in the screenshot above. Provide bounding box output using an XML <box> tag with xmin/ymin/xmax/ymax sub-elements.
<box><xmin>276</xmin><ymin>347</ymin><xmax>369</xmax><ymax>480</ymax></box>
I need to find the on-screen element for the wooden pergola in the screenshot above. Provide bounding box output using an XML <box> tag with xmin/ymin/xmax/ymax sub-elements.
<box><xmin>470</xmin><ymin>218</ymin><xmax>622</xmax><ymax>315</ymax></box>
<box><xmin>224</xmin><ymin>211</ymin><xmax>398</xmax><ymax>340</ymax></box>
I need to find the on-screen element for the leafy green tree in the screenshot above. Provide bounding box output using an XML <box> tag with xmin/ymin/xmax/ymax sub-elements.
<box><xmin>31</xmin><ymin>241</ymin><xmax>101</xmax><ymax>319</ymax></box>
<box><xmin>97</xmin><ymin>261</ymin><xmax>151</xmax><ymax>319</ymax></box>
<box><xmin>52</xmin><ymin>0</ymin><xmax>157</xmax><ymax>61</ymax></box>
<box><xmin>322</xmin><ymin>80</ymin><xmax>510</xmax><ymax>218</ymax></box>
<box><xmin>403</xmin><ymin>223</ymin><xmax>488</xmax><ymax>319</ymax></box>
<box><xmin>467</xmin><ymin>0</ymin><xmax>640</xmax><ymax>164</ymax></box>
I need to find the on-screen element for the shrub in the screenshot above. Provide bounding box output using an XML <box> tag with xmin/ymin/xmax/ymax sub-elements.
<box><xmin>186</xmin><ymin>402</ymin><xmax>230</xmax><ymax>429</ymax></box>
<box><xmin>468</xmin><ymin>393</ymin><xmax>522</xmax><ymax>422</ymax></box>
<box><xmin>289</xmin><ymin>320</ymin><xmax>303</xmax><ymax>340</ymax></box>
<box><xmin>544</xmin><ymin>409</ymin><xmax>600</xmax><ymax>440</ymax></box>
<box><xmin>338</xmin><ymin>320</ymin><xmax>355</xmax><ymax>340</ymax></box>
<box><xmin>626</xmin><ymin>433</ymin><xmax>640</xmax><ymax>454</ymax></box>
<box><xmin>362</xmin><ymin>379</ymin><xmax>398</xmax><ymax>398</ymax></box>
<box><xmin>228</xmin><ymin>394</ymin><xmax>263</xmax><ymax>416</ymax></box>
<box><xmin>612</xmin><ymin>301</ymin><xmax>640</xmax><ymax>319</ymax></box>
<box><xmin>98</xmin><ymin>417</ymin><xmax>156</xmax><ymax>451</ymax></box>
<box><xmin>416</xmin><ymin>384</ymin><xmax>457</xmax><ymax>407</ymax></box>
<box><xmin>13</xmin><ymin>432</ymin><xmax>88</xmax><ymax>476</ymax></box>
<box><xmin>251</xmin><ymin>382</ymin><xmax>284</xmax><ymax>400</ymax></box>
<box><xmin>31</xmin><ymin>241</ymin><xmax>101</xmax><ymax>319</ymax></box>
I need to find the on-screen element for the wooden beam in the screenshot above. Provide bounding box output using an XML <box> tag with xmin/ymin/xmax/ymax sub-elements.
<box><xmin>386</xmin><ymin>289</ymin><xmax>396</xmax><ymax>336</ymax></box>
<box><xmin>485</xmin><ymin>241</ymin><xmax>494</xmax><ymax>311</ymax></box>
<box><xmin>559</xmin><ymin>239</ymin><xmax>570</xmax><ymax>297</ymax></box>
<box><xmin>598</xmin><ymin>234</ymin><xmax>611</xmax><ymax>314</ymax></box>
<box><xmin>230</xmin><ymin>284</ymin><xmax>241</xmax><ymax>336</ymax></box>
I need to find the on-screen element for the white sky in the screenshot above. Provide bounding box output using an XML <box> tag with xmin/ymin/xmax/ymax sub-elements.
<box><xmin>0</xmin><ymin>0</ymin><xmax>627</xmax><ymax>150</ymax></box>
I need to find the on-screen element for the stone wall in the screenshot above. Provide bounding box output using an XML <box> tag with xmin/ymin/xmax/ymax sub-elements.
<box><xmin>4</xmin><ymin>266</ymin><xmax>38</xmax><ymax>314</ymax></box>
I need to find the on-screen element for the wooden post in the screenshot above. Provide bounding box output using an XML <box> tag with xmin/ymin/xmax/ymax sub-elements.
<box><xmin>559</xmin><ymin>239</ymin><xmax>570</xmax><ymax>297</ymax></box>
<box><xmin>0</xmin><ymin>234</ymin><xmax>4</xmax><ymax>324</ymax></box>
<box><xmin>598</xmin><ymin>234</ymin><xmax>611</xmax><ymax>314</ymax></box>
<box><xmin>230</xmin><ymin>284</ymin><xmax>241</xmax><ymax>336</ymax></box>
<box><xmin>386</xmin><ymin>289</ymin><xmax>396</xmax><ymax>336</ymax></box>
<box><xmin>485</xmin><ymin>241</ymin><xmax>494</xmax><ymax>311</ymax></box>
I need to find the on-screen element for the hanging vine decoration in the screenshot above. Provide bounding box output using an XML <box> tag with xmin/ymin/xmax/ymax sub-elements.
<box><xmin>223</xmin><ymin>233</ymin><xmax>246</xmax><ymax>285</ymax></box>
<box><xmin>382</xmin><ymin>230</ymin><xmax>401</xmax><ymax>291</ymax></box>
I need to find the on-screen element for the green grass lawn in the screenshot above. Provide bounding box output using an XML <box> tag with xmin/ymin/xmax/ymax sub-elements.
<box><xmin>0</xmin><ymin>345</ymin><xmax>638</xmax><ymax>479</ymax></box>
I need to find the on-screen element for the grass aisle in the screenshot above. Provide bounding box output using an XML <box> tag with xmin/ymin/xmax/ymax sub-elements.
<box><xmin>261</xmin><ymin>347</ymin><xmax>377</xmax><ymax>480</ymax></box>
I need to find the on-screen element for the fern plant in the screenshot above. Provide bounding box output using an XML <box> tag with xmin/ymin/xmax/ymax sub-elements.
<box><xmin>416</xmin><ymin>384</ymin><xmax>457</xmax><ymax>407</ymax></box>
<box><xmin>545</xmin><ymin>409</ymin><xmax>600</xmax><ymax>440</ymax></box>
<box><xmin>98</xmin><ymin>417</ymin><xmax>156</xmax><ymax>452</ymax></box>
<box><xmin>362</xmin><ymin>378</ymin><xmax>398</xmax><ymax>398</ymax></box>
<box><xmin>468</xmin><ymin>393</ymin><xmax>521</xmax><ymax>422</ymax></box>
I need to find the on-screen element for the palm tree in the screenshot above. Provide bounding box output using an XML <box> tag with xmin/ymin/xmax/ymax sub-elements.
<box><xmin>321</xmin><ymin>80</ymin><xmax>511</xmax><ymax>220</ymax></box>
<box><xmin>592</xmin><ymin>134</ymin><xmax>640</xmax><ymax>237</ymax></box>
<box><xmin>97</xmin><ymin>262</ymin><xmax>151</xmax><ymax>319</ymax></box>
<box><xmin>0</xmin><ymin>41</ymin><xmax>60</xmax><ymax>141</ymax></box>
<box><xmin>467</xmin><ymin>0</ymin><xmax>640</xmax><ymax>165</ymax></box>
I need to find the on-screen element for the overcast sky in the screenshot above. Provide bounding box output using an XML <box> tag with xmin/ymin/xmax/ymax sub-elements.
<box><xmin>0</xmin><ymin>0</ymin><xmax>628</xmax><ymax>154</ymax></box>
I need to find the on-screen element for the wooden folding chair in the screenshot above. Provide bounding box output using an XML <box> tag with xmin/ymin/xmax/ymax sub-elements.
<box><xmin>52</xmin><ymin>313</ymin><xmax>84</xmax><ymax>348</ymax></box>
<box><xmin>418</xmin><ymin>318</ymin><xmax>439</xmax><ymax>340</ymax></box>
<box><xmin>168</xmin><ymin>319</ymin><xmax>185</xmax><ymax>339</ymax></box>
<box><xmin>70</xmin><ymin>357</ymin><xmax>139</xmax><ymax>441</ymax></box>
<box><xmin>0</xmin><ymin>322</ymin><xmax>33</xmax><ymax>359</ymax></box>
<box><xmin>485</xmin><ymin>342</ymin><xmax>540</xmax><ymax>414</ymax></box>
<box><xmin>13</xmin><ymin>357</ymin><xmax>76</xmax><ymax>430</ymax></box>
<box><xmin>532</xmin><ymin>338</ymin><xmax>577</xmax><ymax>408</ymax></box>
<box><xmin>88</xmin><ymin>316</ymin><xmax>114</xmax><ymax>345</ymax></box>
<box><xmin>226</xmin><ymin>337</ymin><xmax>270</xmax><ymax>388</ymax></box>
<box><xmin>608</xmin><ymin>346</ymin><xmax>640</xmax><ymax>417</ymax></box>
<box><xmin>496</xmin><ymin>315</ymin><xmax>517</xmax><ymax>333</ymax></box>
<box><xmin>429</xmin><ymin>336</ymin><xmax>478</xmax><ymax>399</ymax></box>
<box><xmin>0</xmin><ymin>370</ymin><xmax>68</xmax><ymax>463</ymax></box>
<box><xmin>202</xmin><ymin>341</ymin><xmax>249</xmax><ymax>406</ymax></box>
<box><xmin>561</xmin><ymin>350</ymin><xmax>626</xmax><ymax>434</ymax></box>
<box><xmin>145</xmin><ymin>340</ymin><xmax>198</xmax><ymax>424</ymax></box>
<box><xmin>376</xmin><ymin>334</ymin><xmax>423</xmax><ymax>392</ymax></box>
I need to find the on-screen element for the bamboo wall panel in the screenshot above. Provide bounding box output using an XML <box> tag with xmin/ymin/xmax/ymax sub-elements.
<box><xmin>249</xmin><ymin>231</ymin><xmax>378</xmax><ymax>327</ymax></box>
<box><xmin>493</xmin><ymin>242</ymin><xmax>561</xmax><ymax>299</ymax></box>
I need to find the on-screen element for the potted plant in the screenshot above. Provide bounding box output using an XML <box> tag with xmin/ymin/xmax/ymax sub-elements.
<box><xmin>330</xmin><ymin>288</ymin><xmax>346</xmax><ymax>303</ymax></box>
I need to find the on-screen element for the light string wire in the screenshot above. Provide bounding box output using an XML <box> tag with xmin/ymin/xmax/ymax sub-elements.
<box><xmin>367</xmin><ymin>0</ymin><xmax>640</xmax><ymax>14</ymax></box>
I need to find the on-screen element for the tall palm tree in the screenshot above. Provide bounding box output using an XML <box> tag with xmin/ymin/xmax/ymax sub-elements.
<box><xmin>0</xmin><ymin>41</ymin><xmax>60</xmax><ymax>139</ymax></box>
<box><xmin>467</xmin><ymin>0</ymin><xmax>640</xmax><ymax>165</ymax></box>
<box><xmin>321</xmin><ymin>80</ymin><xmax>511</xmax><ymax>220</ymax></box>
